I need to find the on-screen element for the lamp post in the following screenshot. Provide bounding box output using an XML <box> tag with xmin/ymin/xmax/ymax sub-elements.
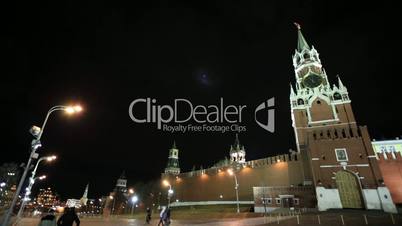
<box><xmin>16</xmin><ymin>175</ymin><xmax>46</xmax><ymax>220</ymax></box>
<box><xmin>2</xmin><ymin>105</ymin><xmax>82</xmax><ymax>226</ymax></box>
<box><xmin>109</xmin><ymin>195</ymin><xmax>116</xmax><ymax>215</ymax></box>
<box><xmin>16</xmin><ymin>155</ymin><xmax>56</xmax><ymax>220</ymax></box>
<box><xmin>162</xmin><ymin>180</ymin><xmax>173</xmax><ymax>207</ymax></box>
<box><xmin>227</xmin><ymin>169</ymin><xmax>240</xmax><ymax>213</ymax></box>
<box><xmin>131</xmin><ymin>195</ymin><xmax>138</xmax><ymax>215</ymax></box>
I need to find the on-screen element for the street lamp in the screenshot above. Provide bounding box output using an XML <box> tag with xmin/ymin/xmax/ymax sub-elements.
<box><xmin>109</xmin><ymin>195</ymin><xmax>116</xmax><ymax>215</ymax></box>
<box><xmin>162</xmin><ymin>180</ymin><xmax>173</xmax><ymax>207</ymax></box>
<box><xmin>2</xmin><ymin>105</ymin><xmax>82</xmax><ymax>226</ymax></box>
<box><xmin>131</xmin><ymin>195</ymin><xmax>138</xmax><ymax>215</ymax></box>
<box><xmin>227</xmin><ymin>169</ymin><xmax>240</xmax><ymax>213</ymax></box>
<box><xmin>14</xmin><ymin>175</ymin><xmax>46</xmax><ymax>224</ymax></box>
<box><xmin>16</xmin><ymin>155</ymin><xmax>56</xmax><ymax>220</ymax></box>
<box><xmin>23</xmin><ymin>175</ymin><xmax>46</xmax><ymax>199</ymax></box>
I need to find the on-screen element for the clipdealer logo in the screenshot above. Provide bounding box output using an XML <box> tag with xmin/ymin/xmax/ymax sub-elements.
<box><xmin>128</xmin><ymin>98</ymin><xmax>275</xmax><ymax>133</ymax></box>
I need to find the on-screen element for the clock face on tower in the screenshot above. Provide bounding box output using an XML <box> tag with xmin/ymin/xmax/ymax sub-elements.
<box><xmin>303</xmin><ymin>73</ymin><xmax>323</xmax><ymax>88</ymax></box>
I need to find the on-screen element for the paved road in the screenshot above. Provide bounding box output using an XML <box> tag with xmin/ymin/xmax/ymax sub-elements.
<box><xmin>17</xmin><ymin>216</ymin><xmax>291</xmax><ymax>226</ymax></box>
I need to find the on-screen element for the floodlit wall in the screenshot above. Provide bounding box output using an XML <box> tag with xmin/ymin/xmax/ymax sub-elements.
<box><xmin>162</xmin><ymin>154</ymin><xmax>305</xmax><ymax>202</ymax></box>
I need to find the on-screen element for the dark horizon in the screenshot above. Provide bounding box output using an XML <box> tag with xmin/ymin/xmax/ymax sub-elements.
<box><xmin>3</xmin><ymin>1</ymin><xmax>402</xmax><ymax>200</ymax></box>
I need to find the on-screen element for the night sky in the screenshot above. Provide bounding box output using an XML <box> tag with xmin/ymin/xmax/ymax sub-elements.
<box><xmin>2</xmin><ymin>1</ymin><xmax>402</xmax><ymax>200</ymax></box>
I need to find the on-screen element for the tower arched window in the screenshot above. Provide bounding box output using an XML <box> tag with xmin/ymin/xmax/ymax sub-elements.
<box><xmin>333</xmin><ymin>92</ymin><xmax>342</xmax><ymax>100</ymax></box>
<box><xmin>297</xmin><ymin>99</ymin><xmax>304</xmax><ymax>105</ymax></box>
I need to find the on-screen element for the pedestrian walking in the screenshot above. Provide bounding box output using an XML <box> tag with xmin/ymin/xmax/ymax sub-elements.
<box><xmin>157</xmin><ymin>206</ymin><xmax>166</xmax><ymax>226</ymax></box>
<box><xmin>163</xmin><ymin>207</ymin><xmax>171</xmax><ymax>226</ymax></box>
<box><xmin>145</xmin><ymin>207</ymin><xmax>152</xmax><ymax>224</ymax></box>
<box><xmin>57</xmin><ymin>207</ymin><xmax>80</xmax><ymax>226</ymax></box>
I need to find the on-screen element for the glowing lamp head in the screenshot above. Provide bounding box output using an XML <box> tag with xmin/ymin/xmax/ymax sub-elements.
<box><xmin>73</xmin><ymin>105</ymin><xmax>83</xmax><ymax>112</ymax></box>
<box><xmin>46</xmin><ymin>155</ymin><xmax>57</xmax><ymax>162</ymax></box>
<box><xmin>131</xmin><ymin>195</ymin><xmax>138</xmax><ymax>203</ymax></box>
<box><xmin>227</xmin><ymin>169</ymin><xmax>234</xmax><ymax>176</ymax></box>
<box><xmin>168</xmin><ymin>189</ymin><xmax>174</xmax><ymax>195</ymax></box>
<box><xmin>65</xmin><ymin>107</ymin><xmax>75</xmax><ymax>114</ymax></box>
<box><xmin>39</xmin><ymin>175</ymin><xmax>46</xmax><ymax>180</ymax></box>
<box><xmin>162</xmin><ymin>180</ymin><xmax>170</xmax><ymax>187</ymax></box>
<box><xmin>65</xmin><ymin>105</ymin><xmax>83</xmax><ymax>114</ymax></box>
<box><xmin>128</xmin><ymin>188</ymin><xmax>134</xmax><ymax>194</ymax></box>
<box><xmin>109</xmin><ymin>195</ymin><xmax>114</xmax><ymax>200</ymax></box>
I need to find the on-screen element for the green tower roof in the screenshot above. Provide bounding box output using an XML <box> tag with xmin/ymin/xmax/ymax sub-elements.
<box><xmin>294</xmin><ymin>22</ymin><xmax>310</xmax><ymax>51</ymax></box>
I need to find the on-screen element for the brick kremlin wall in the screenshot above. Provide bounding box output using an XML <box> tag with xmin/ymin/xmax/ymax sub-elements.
<box><xmin>377</xmin><ymin>152</ymin><xmax>402</xmax><ymax>204</ymax></box>
<box><xmin>162</xmin><ymin>153</ymin><xmax>305</xmax><ymax>202</ymax></box>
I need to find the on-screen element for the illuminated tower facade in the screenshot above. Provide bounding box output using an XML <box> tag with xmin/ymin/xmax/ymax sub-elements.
<box><xmin>164</xmin><ymin>141</ymin><xmax>180</xmax><ymax>175</ymax></box>
<box><xmin>290</xmin><ymin>23</ymin><xmax>396</xmax><ymax>212</ymax></box>
<box><xmin>115</xmin><ymin>171</ymin><xmax>128</xmax><ymax>193</ymax></box>
<box><xmin>80</xmin><ymin>183</ymin><xmax>89</xmax><ymax>206</ymax></box>
<box><xmin>230</xmin><ymin>134</ymin><xmax>246</xmax><ymax>164</ymax></box>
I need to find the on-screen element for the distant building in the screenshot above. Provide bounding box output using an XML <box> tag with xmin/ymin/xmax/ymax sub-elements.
<box><xmin>103</xmin><ymin>172</ymin><xmax>129</xmax><ymax>216</ymax></box>
<box><xmin>66</xmin><ymin>199</ymin><xmax>81</xmax><ymax>208</ymax></box>
<box><xmin>80</xmin><ymin>183</ymin><xmax>89</xmax><ymax>206</ymax></box>
<box><xmin>36</xmin><ymin>187</ymin><xmax>57</xmax><ymax>209</ymax></box>
<box><xmin>65</xmin><ymin>183</ymin><xmax>90</xmax><ymax>209</ymax></box>
<box><xmin>0</xmin><ymin>163</ymin><xmax>19</xmax><ymax>207</ymax></box>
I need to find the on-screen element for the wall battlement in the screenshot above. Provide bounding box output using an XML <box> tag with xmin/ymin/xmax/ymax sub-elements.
<box><xmin>377</xmin><ymin>151</ymin><xmax>402</xmax><ymax>203</ymax></box>
<box><xmin>377</xmin><ymin>151</ymin><xmax>402</xmax><ymax>161</ymax></box>
<box><xmin>161</xmin><ymin>152</ymin><xmax>305</xmax><ymax>203</ymax></box>
<box><xmin>175</xmin><ymin>153</ymin><xmax>302</xmax><ymax>179</ymax></box>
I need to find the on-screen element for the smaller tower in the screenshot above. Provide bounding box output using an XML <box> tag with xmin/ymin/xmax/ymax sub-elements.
<box><xmin>115</xmin><ymin>171</ymin><xmax>128</xmax><ymax>193</ymax></box>
<box><xmin>164</xmin><ymin>141</ymin><xmax>180</xmax><ymax>175</ymax></box>
<box><xmin>230</xmin><ymin>134</ymin><xmax>246</xmax><ymax>164</ymax></box>
<box><xmin>80</xmin><ymin>183</ymin><xmax>89</xmax><ymax>206</ymax></box>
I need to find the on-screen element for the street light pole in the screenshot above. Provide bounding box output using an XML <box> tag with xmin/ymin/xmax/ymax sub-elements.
<box><xmin>167</xmin><ymin>185</ymin><xmax>172</xmax><ymax>207</ymax></box>
<box><xmin>16</xmin><ymin>156</ymin><xmax>56</xmax><ymax>220</ymax></box>
<box><xmin>2</xmin><ymin>144</ymin><xmax>38</xmax><ymax>226</ymax></box>
<box><xmin>131</xmin><ymin>195</ymin><xmax>138</xmax><ymax>215</ymax></box>
<box><xmin>233</xmin><ymin>174</ymin><xmax>240</xmax><ymax>213</ymax></box>
<box><xmin>1</xmin><ymin>105</ymin><xmax>81</xmax><ymax>226</ymax></box>
<box><xmin>162</xmin><ymin>180</ymin><xmax>173</xmax><ymax>208</ymax></box>
<box><xmin>15</xmin><ymin>175</ymin><xmax>46</xmax><ymax>223</ymax></box>
<box><xmin>109</xmin><ymin>196</ymin><xmax>116</xmax><ymax>215</ymax></box>
<box><xmin>227</xmin><ymin>169</ymin><xmax>240</xmax><ymax>213</ymax></box>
